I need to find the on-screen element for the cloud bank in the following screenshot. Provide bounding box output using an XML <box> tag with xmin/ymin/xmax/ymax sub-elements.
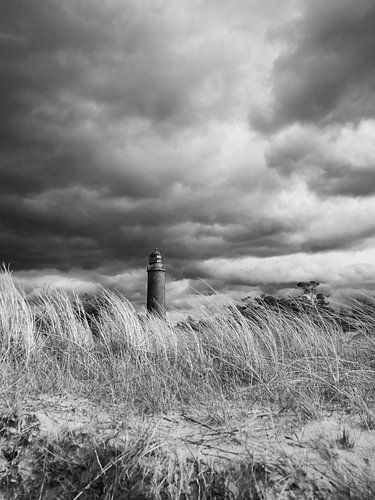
<box><xmin>1</xmin><ymin>0</ymin><xmax>375</xmax><ymax>318</ymax></box>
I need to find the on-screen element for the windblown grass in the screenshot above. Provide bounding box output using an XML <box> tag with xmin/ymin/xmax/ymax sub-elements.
<box><xmin>1</xmin><ymin>267</ymin><xmax>375</xmax><ymax>412</ymax></box>
<box><xmin>2</xmin><ymin>268</ymin><xmax>375</xmax><ymax>498</ymax></box>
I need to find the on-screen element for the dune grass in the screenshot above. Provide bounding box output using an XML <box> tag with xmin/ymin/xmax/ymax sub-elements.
<box><xmin>1</xmin><ymin>268</ymin><xmax>374</xmax><ymax>413</ymax></box>
<box><xmin>1</xmin><ymin>267</ymin><xmax>375</xmax><ymax>498</ymax></box>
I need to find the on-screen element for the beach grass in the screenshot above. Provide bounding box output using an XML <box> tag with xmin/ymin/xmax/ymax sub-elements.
<box><xmin>1</xmin><ymin>267</ymin><xmax>375</xmax><ymax>498</ymax></box>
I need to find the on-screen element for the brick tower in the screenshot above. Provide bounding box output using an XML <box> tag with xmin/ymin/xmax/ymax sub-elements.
<box><xmin>147</xmin><ymin>249</ymin><xmax>166</xmax><ymax>317</ymax></box>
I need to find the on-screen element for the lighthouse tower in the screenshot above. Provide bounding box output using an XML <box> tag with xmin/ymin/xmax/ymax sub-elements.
<box><xmin>147</xmin><ymin>249</ymin><xmax>166</xmax><ymax>317</ymax></box>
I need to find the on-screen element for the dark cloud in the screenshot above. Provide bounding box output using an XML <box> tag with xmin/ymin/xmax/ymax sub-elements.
<box><xmin>0</xmin><ymin>0</ymin><xmax>246</xmax><ymax>198</ymax></box>
<box><xmin>0</xmin><ymin>0</ymin><xmax>244</xmax><ymax>137</ymax></box>
<box><xmin>265</xmin><ymin>123</ymin><xmax>375</xmax><ymax>198</ymax></box>
<box><xmin>1</xmin><ymin>179</ymin><xmax>302</xmax><ymax>277</ymax></box>
<box><xmin>310</xmin><ymin>165</ymin><xmax>375</xmax><ymax>198</ymax></box>
<box><xmin>0</xmin><ymin>0</ymin><xmax>267</xmax><ymax>278</ymax></box>
<box><xmin>250</xmin><ymin>0</ymin><xmax>375</xmax><ymax>132</ymax></box>
<box><xmin>300</xmin><ymin>226</ymin><xmax>375</xmax><ymax>254</ymax></box>
<box><xmin>0</xmin><ymin>0</ymin><xmax>292</xmax><ymax>279</ymax></box>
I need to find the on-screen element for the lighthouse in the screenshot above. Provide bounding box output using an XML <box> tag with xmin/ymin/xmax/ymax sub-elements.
<box><xmin>147</xmin><ymin>249</ymin><xmax>166</xmax><ymax>317</ymax></box>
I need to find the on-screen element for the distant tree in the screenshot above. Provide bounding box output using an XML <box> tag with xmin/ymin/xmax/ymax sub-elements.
<box><xmin>238</xmin><ymin>281</ymin><xmax>332</xmax><ymax>321</ymax></box>
<box><xmin>296</xmin><ymin>281</ymin><xmax>330</xmax><ymax>309</ymax></box>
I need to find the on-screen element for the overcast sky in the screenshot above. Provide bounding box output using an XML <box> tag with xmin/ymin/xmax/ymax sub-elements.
<box><xmin>2</xmin><ymin>0</ymin><xmax>375</xmax><ymax>319</ymax></box>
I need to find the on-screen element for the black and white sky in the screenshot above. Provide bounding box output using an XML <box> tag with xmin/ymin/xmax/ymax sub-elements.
<box><xmin>2</xmin><ymin>0</ymin><xmax>375</xmax><ymax>318</ymax></box>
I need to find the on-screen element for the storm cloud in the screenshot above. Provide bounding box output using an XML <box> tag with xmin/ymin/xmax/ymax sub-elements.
<box><xmin>266</xmin><ymin>120</ymin><xmax>375</xmax><ymax>197</ymax></box>
<box><xmin>1</xmin><ymin>0</ymin><xmax>375</xmax><ymax>318</ymax></box>
<box><xmin>251</xmin><ymin>0</ymin><xmax>375</xmax><ymax>132</ymax></box>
